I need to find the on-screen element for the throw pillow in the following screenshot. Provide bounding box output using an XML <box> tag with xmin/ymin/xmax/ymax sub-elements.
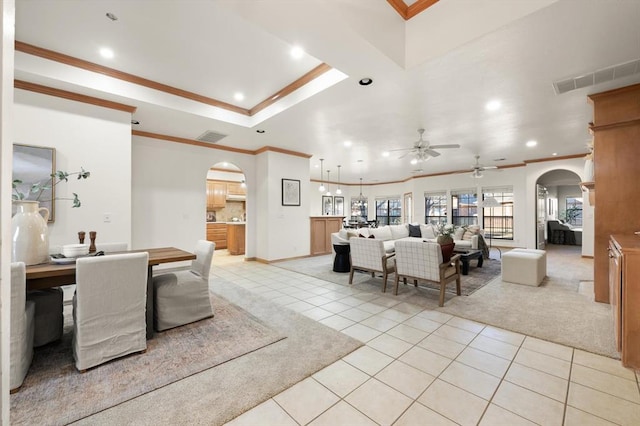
<box><xmin>358</xmin><ymin>234</ymin><xmax>366</xmax><ymax>238</ymax></box>
<box><xmin>453</xmin><ymin>227</ymin><xmax>465</xmax><ymax>240</ymax></box>
<box><xmin>409</xmin><ymin>224</ymin><xmax>421</xmax><ymax>237</ymax></box>
<box><xmin>372</xmin><ymin>226</ymin><xmax>393</xmax><ymax>241</ymax></box>
<box><xmin>368</xmin><ymin>234</ymin><xmax>375</xmax><ymax>239</ymax></box>
<box><xmin>346</xmin><ymin>230</ymin><xmax>359</xmax><ymax>240</ymax></box>
<box><xmin>420</xmin><ymin>224</ymin><xmax>436</xmax><ymax>239</ymax></box>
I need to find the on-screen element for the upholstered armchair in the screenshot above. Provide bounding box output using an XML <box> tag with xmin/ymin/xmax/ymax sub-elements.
<box><xmin>73</xmin><ymin>252</ymin><xmax>149</xmax><ymax>372</ymax></box>
<box><xmin>10</xmin><ymin>262</ymin><xmax>35</xmax><ymax>392</ymax></box>
<box><xmin>348</xmin><ymin>237</ymin><xmax>396</xmax><ymax>292</ymax></box>
<box><xmin>393</xmin><ymin>240</ymin><xmax>461</xmax><ymax>307</ymax></box>
<box><xmin>153</xmin><ymin>240</ymin><xmax>215</xmax><ymax>331</ymax></box>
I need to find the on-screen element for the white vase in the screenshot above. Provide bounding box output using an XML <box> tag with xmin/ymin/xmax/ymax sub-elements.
<box><xmin>12</xmin><ymin>200</ymin><xmax>50</xmax><ymax>265</ymax></box>
<box><xmin>584</xmin><ymin>158</ymin><xmax>594</xmax><ymax>182</ymax></box>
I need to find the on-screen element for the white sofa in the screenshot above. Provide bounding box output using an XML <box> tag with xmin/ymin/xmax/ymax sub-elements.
<box><xmin>331</xmin><ymin>223</ymin><xmax>483</xmax><ymax>254</ymax></box>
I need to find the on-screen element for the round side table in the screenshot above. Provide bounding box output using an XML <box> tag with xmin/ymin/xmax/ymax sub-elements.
<box><xmin>333</xmin><ymin>244</ymin><xmax>351</xmax><ymax>273</ymax></box>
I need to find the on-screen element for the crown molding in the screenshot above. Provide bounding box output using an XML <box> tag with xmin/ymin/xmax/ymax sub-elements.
<box><xmin>387</xmin><ymin>0</ymin><xmax>439</xmax><ymax>20</ymax></box>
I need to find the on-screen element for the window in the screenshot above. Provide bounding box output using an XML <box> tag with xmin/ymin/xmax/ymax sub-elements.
<box><xmin>375</xmin><ymin>197</ymin><xmax>401</xmax><ymax>225</ymax></box>
<box><xmin>451</xmin><ymin>189</ymin><xmax>478</xmax><ymax>227</ymax></box>
<box><xmin>350</xmin><ymin>197</ymin><xmax>368</xmax><ymax>221</ymax></box>
<box><xmin>564</xmin><ymin>197</ymin><xmax>583</xmax><ymax>226</ymax></box>
<box><xmin>482</xmin><ymin>187</ymin><xmax>514</xmax><ymax>240</ymax></box>
<box><xmin>425</xmin><ymin>192</ymin><xmax>447</xmax><ymax>224</ymax></box>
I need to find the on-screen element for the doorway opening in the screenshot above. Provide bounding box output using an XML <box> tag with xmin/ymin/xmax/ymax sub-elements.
<box><xmin>535</xmin><ymin>169</ymin><xmax>583</xmax><ymax>252</ymax></box>
<box><xmin>206</xmin><ymin>162</ymin><xmax>246</xmax><ymax>264</ymax></box>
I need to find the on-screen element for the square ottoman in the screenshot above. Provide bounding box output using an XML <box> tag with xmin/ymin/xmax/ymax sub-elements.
<box><xmin>502</xmin><ymin>250</ymin><xmax>546</xmax><ymax>286</ymax></box>
<box><xmin>510</xmin><ymin>248</ymin><xmax>547</xmax><ymax>277</ymax></box>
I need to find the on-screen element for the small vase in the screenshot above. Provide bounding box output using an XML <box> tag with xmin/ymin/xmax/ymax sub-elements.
<box><xmin>440</xmin><ymin>242</ymin><xmax>456</xmax><ymax>263</ymax></box>
<box><xmin>12</xmin><ymin>200</ymin><xmax>50</xmax><ymax>265</ymax></box>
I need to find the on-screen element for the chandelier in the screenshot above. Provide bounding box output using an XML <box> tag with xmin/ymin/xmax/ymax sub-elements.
<box><xmin>354</xmin><ymin>177</ymin><xmax>366</xmax><ymax>206</ymax></box>
<box><xmin>318</xmin><ymin>158</ymin><xmax>325</xmax><ymax>192</ymax></box>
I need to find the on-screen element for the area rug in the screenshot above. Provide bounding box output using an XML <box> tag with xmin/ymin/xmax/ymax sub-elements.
<box><xmin>10</xmin><ymin>293</ymin><xmax>285</xmax><ymax>425</ymax></box>
<box><xmin>63</xmin><ymin>279</ymin><xmax>363</xmax><ymax>425</ymax></box>
<box><xmin>274</xmin><ymin>254</ymin><xmax>501</xmax><ymax>296</ymax></box>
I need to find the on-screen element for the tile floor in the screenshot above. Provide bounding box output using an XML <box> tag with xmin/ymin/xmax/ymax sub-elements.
<box><xmin>212</xmin><ymin>254</ymin><xmax>640</xmax><ymax>426</ymax></box>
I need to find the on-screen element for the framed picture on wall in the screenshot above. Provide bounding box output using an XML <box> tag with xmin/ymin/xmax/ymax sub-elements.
<box><xmin>282</xmin><ymin>178</ymin><xmax>301</xmax><ymax>206</ymax></box>
<box><xmin>322</xmin><ymin>196</ymin><xmax>334</xmax><ymax>215</ymax></box>
<box><xmin>13</xmin><ymin>144</ymin><xmax>56</xmax><ymax>222</ymax></box>
<box><xmin>334</xmin><ymin>196</ymin><xmax>344</xmax><ymax>216</ymax></box>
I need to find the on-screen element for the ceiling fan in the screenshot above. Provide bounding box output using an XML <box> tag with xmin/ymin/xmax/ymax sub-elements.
<box><xmin>389</xmin><ymin>129</ymin><xmax>460</xmax><ymax>164</ymax></box>
<box><xmin>468</xmin><ymin>155</ymin><xmax>498</xmax><ymax>178</ymax></box>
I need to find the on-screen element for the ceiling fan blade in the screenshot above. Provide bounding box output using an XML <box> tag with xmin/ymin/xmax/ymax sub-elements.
<box><xmin>398</xmin><ymin>152</ymin><xmax>410</xmax><ymax>159</ymax></box>
<box><xmin>425</xmin><ymin>149</ymin><xmax>441</xmax><ymax>157</ymax></box>
<box><xmin>429</xmin><ymin>144</ymin><xmax>460</xmax><ymax>149</ymax></box>
<box><xmin>483</xmin><ymin>166</ymin><xmax>498</xmax><ymax>169</ymax></box>
<box><xmin>388</xmin><ymin>147</ymin><xmax>415</xmax><ymax>152</ymax></box>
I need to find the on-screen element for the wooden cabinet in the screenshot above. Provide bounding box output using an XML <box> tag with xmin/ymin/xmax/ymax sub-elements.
<box><xmin>227</xmin><ymin>224</ymin><xmax>245</xmax><ymax>255</ymax></box>
<box><xmin>206</xmin><ymin>223</ymin><xmax>227</xmax><ymax>249</ymax></box>
<box><xmin>310</xmin><ymin>216</ymin><xmax>343</xmax><ymax>256</ymax></box>
<box><xmin>206</xmin><ymin>181</ymin><xmax>227</xmax><ymax>210</ymax></box>
<box><xmin>226</xmin><ymin>182</ymin><xmax>246</xmax><ymax>196</ymax></box>
<box><xmin>608</xmin><ymin>235</ymin><xmax>640</xmax><ymax>368</ymax></box>
<box><xmin>589</xmin><ymin>84</ymin><xmax>640</xmax><ymax>302</ymax></box>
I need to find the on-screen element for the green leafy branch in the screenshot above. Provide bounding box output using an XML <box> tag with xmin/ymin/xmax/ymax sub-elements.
<box><xmin>12</xmin><ymin>167</ymin><xmax>90</xmax><ymax>208</ymax></box>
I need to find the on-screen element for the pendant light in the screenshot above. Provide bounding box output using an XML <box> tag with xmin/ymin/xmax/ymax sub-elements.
<box><xmin>325</xmin><ymin>170</ymin><xmax>331</xmax><ymax>196</ymax></box>
<box><xmin>336</xmin><ymin>165</ymin><xmax>342</xmax><ymax>195</ymax></box>
<box><xmin>354</xmin><ymin>178</ymin><xmax>366</xmax><ymax>206</ymax></box>
<box><xmin>318</xmin><ymin>158</ymin><xmax>325</xmax><ymax>192</ymax></box>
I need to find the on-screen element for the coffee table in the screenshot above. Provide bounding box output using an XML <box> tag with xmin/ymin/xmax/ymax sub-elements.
<box><xmin>454</xmin><ymin>249</ymin><xmax>483</xmax><ymax>275</ymax></box>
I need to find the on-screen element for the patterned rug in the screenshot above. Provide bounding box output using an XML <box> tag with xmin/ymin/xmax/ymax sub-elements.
<box><xmin>10</xmin><ymin>294</ymin><xmax>285</xmax><ymax>425</ymax></box>
<box><xmin>274</xmin><ymin>255</ymin><xmax>502</xmax><ymax>297</ymax></box>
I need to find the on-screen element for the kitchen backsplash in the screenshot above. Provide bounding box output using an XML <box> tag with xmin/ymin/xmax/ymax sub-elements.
<box><xmin>210</xmin><ymin>200</ymin><xmax>245</xmax><ymax>222</ymax></box>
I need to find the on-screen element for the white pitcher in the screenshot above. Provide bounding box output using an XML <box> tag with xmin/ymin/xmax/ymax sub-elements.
<box><xmin>12</xmin><ymin>200</ymin><xmax>50</xmax><ymax>265</ymax></box>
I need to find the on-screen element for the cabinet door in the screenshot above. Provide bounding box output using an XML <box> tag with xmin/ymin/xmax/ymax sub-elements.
<box><xmin>227</xmin><ymin>182</ymin><xmax>246</xmax><ymax>196</ymax></box>
<box><xmin>206</xmin><ymin>181</ymin><xmax>215</xmax><ymax>210</ymax></box>
<box><xmin>212</xmin><ymin>182</ymin><xmax>227</xmax><ymax>208</ymax></box>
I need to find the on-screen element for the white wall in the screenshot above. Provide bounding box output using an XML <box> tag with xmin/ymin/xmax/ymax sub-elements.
<box><xmin>14</xmin><ymin>90</ymin><xmax>132</xmax><ymax>249</ymax></box>
<box><xmin>131</xmin><ymin>136</ymin><xmax>255</xmax><ymax>258</ymax></box>
<box><xmin>257</xmin><ymin>151</ymin><xmax>310</xmax><ymax>261</ymax></box>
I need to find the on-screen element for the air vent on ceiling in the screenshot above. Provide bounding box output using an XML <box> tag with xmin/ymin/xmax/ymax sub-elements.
<box><xmin>196</xmin><ymin>130</ymin><xmax>227</xmax><ymax>144</ymax></box>
<box><xmin>553</xmin><ymin>58</ymin><xmax>640</xmax><ymax>95</ymax></box>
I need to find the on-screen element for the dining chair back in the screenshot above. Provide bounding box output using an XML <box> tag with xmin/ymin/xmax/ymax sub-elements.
<box><xmin>73</xmin><ymin>252</ymin><xmax>149</xmax><ymax>371</ymax></box>
<box><xmin>153</xmin><ymin>240</ymin><xmax>215</xmax><ymax>331</ymax></box>
<box><xmin>10</xmin><ymin>262</ymin><xmax>35</xmax><ymax>392</ymax></box>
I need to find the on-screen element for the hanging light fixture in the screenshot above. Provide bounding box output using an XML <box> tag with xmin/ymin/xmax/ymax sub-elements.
<box><xmin>336</xmin><ymin>165</ymin><xmax>342</xmax><ymax>195</ymax></box>
<box><xmin>240</xmin><ymin>179</ymin><xmax>247</xmax><ymax>188</ymax></box>
<box><xmin>354</xmin><ymin>177</ymin><xmax>366</xmax><ymax>206</ymax></box>
<box><xmin>325</xmin><ymin>170</ymin><xmax>331</xmax><ymax>196</ymax></box>
<box><xmin>318</xmin><ymin>158</ymin><xmax>325</xmax><ymax>192</ymax></box>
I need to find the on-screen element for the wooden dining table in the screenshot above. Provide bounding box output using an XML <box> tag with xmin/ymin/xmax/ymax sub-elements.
<box><xmin>25</xmin><ymin>247</ymin><xmax>197</xmax><ymax>339</ymax></box>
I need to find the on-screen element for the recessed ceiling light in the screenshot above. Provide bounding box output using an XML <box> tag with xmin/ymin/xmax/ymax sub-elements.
<box><xmin>410</xmin><ymin>158</ymin><xmax>418</xmax><ymax>165</ymax></box>
<box><xmin>359</xmin><ymin>78</ymin><xmax>373</xmax><ymax>86</ymax></box>
<box><xmin>485</xmin><ymin>100</ymin><xmax>501</xmax><ymax>111</ymax></box>
<box><xmin>552</xmin><ymin>152</ymin><xmax>558</xmax><ymax>156</ymax></box>
<box><xmin>105</xmin><ymin>12</ymin><xmax>118</xmax><ymax>21</ymax></box>
<box><xmin>357</xmin><ymin>159</ymin><xmax>363</xmax><ymax>163</ymax></box>
<box><xmin>526</xmin><ymin>140</ymin><xmax>538</xmax><ymax>147</ymax></box>
<box><xmin>382</xmin><ymin>151</ymin><xmax>390</xmax><ymax>157</ymax></box>
<box><xmin>256</xmin><ymin>129</ymin><xmax>265</xmax><ymax>134</ymax></box>
<box><xmin>234</xmin><ymin>92</ymin><xmax>245</xmax><ymax>101</ymax></box>
<box><xmin>290</xmin><ymin>46</ymin><xmax>304</xmax><ymax>59</ymax></box>
<box><xmin>222</xmin><ymin>162</ymin><xmax>228</xmax><ymax>167</ymax></box>
<box><xmin>344</xmin><ymin>140</ymin><xmax>352</xmax><ymax>147</ymax></box>
<box><xmin>99</xmin><ymin>47</ymin><xmax>114</xmax><ymax>59</ymax></box>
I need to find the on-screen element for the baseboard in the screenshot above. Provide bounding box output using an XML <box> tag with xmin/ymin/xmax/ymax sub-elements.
<box><xmin>582</xmin><ymin>255</ymin><xmax>594</xmax><ymax>259</ymax></box>
<box><xmin>247</xmin><ymin>254</ymin><xmax>312</xmax><ymax>264</ymax></box>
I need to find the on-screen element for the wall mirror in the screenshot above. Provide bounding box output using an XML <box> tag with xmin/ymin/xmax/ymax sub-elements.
<box><xmin>13</xmin><ymin>144</ymin><xmax>56</xmax><ymax>222</ymax></box>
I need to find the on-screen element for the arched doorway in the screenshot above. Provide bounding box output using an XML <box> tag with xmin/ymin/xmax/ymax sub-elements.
<box><xmin>535</xmin><ymin>169</ymin><xmax>583</xmax><ymax>251</ymax></box>
<box><xmin>206</xmin><ymin>162</ymin><xmax>246</xmax><ymax>263</ymax></box>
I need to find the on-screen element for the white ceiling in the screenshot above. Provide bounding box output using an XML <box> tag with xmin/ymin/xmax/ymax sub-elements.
<box><xmin>13</xmin><ymin>0</ymin><xmax>640</xmax><ymax>184</ymax></box>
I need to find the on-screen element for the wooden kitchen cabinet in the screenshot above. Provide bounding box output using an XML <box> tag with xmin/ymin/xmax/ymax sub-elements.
<box><xmin>608</xmin><ymin>235</ymin><xmax>640</xmax><ymax>368</ymax></box>
<box><xmin>227</xmin><ymin>223</ymin><xmax>245</xmax><ymax>255</ymax></box>
<box><xmin>206</xmin><ymin>223</ymin><xmax>227</xmax><ymax>249</ymax></box>
<box><xmin>207</xmin><ymin>180</ymin><xmax>227</xmax><ymax>210</ymax></box>
<box><xmin>310</xmin><ymin>216</ymin><xmax>343</xmax><ymax>256</ymax></box>
<box><xmin>226</xmin><ymin>182</ymin><xmax>246</xmax><ymax>196</ymax></box>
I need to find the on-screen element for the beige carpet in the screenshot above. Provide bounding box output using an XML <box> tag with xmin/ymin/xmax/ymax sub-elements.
<box><xmin>64</xmin><ymin>279</ymin><xmax>363</xmax><ymax>425</ymax></box>
<box><xmin>11</xmin><ymin>294</ymin><xmax>285</xmax><ymax>425</ymax></box>
<box><xmin>275</xmin><ymin>255</ymin><xmax>501</xmax><ymax>296</ymax></box>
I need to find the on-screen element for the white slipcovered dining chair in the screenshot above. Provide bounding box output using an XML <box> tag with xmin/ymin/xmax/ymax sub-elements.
<box><xmin>10</xmin><ymin>262</ymin><xmax>35</xmax><ymax>392</ymax></box>
<box><xmin>73</xmin><ymin>252</ymin><xmax>149</xmax><ymax>372</ymax></box>
<box><xmin>348</xmin><ymin>237</ymin><xmax>396</xmax><ymax>292</ymax></box>
<box><xmin>153</xmin><ymin>240</ymin><xmax>215</xmax><ymax>331</ymax></box>
<box><xmin>394</xmin><ymin>239</ymin><xmax>461</xmax><ymax>307</ymax></box>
